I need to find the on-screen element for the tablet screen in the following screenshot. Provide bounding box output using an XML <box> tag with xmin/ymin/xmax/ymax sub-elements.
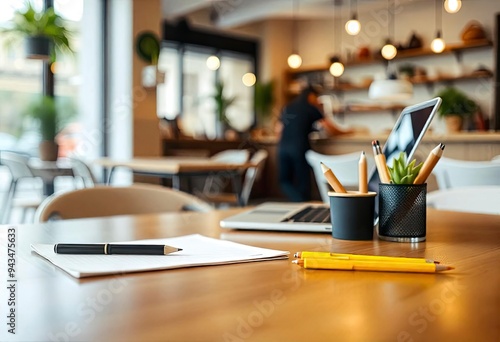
<box><xmin>368</xmin><ymin>97</ymin><xmax>442</xmax><ymax>218</ymax></box>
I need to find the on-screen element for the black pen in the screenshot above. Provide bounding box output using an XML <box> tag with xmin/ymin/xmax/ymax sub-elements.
<box><xmin>54</xmin><ymin>244</ymin><xmax>183</xmax><ymax>255</ymax></box>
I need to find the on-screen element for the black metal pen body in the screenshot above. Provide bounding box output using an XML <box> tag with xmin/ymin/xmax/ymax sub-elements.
<box><xmin>54</xmin><ymin>244</ymin><xmax>166</xmax><ymax>255</ymax></box>
<box><xmin>55</xmin><ymin>244</ymin><xmax>106</xmax><ymax>254</ymax></box>
<box><xmin>108</xmin><ymin>244</ymin><xmax>164</xmax><ymax>255</ymax></box>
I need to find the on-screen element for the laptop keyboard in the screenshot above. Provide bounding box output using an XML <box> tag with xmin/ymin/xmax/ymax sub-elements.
<box><xmin>282</xmin><ymin>206</ymin><xmax>331</xmax><ymax>223</ymax></box>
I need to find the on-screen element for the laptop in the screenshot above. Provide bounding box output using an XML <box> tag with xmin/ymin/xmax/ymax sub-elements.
<box><xmin>220</xmin><ymin>97</ymin><xmax>442</xmax><ymax>233</ymax></box>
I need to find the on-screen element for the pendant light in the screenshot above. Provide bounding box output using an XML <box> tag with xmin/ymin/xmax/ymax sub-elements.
<box><xmin>329</xmin><ymin>4</ymin><xmax>344</xmax><ymax>77</ymax></box>
<box><xmin>381</xmin><ymin>0</ymin><xmax>397</xmax><ymax>60</ymax></box>
<box><xmin>431</xmin><ymin>0</ymin><xmax>446</xmax><ymax>53</ymax></box>
<box><xmin>444</xmin><ymin>0</ymin><xmax>461</xmax><ymax>14</ymax></box>
<box><xmin>345</xmin><ymin>0</ymin><xmax>361</xmax><ymax>36</ymax></box>
<box><xmin>368</xmin><ymin>68</ymin><xmax>413</xmax><ymax>101</ymax></box>
<box><xmin>287</xmin><ymin>0</ymin><xmax>302</xmax><ymax>69</ymax></box>
<box><xmin>206</xmin><ymin>55</ymin><xmax>221</xmax><ymax>70</ymax></box>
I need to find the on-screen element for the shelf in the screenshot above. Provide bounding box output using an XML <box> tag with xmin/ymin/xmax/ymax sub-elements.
<box><xmin>285</xmin><ymin>39</ymin><xmax>493</xmax><ymax>76</ymax></box>
<box><xmin>411</xmin><ymin>72</ymin><xmax>493</xmax><ymax>84</ymax></box>
<box><xmin>286</xmin><ymin>72</ymin><xmax>493</xmax><ymax>96</ymax></box>
<box><xmin>395</xmin><ymin>39</ymin><xmax>493</xmax><ymax>60</ymax></box>
<box><xmin>333</xmin><ymin>104</ymin><xmax>405</xmax><ymax>115</ymax></box>
<box><xmin>283</xmin><ymin>39</ymin><xmax>493</xmax><ymax>116</ymax></box>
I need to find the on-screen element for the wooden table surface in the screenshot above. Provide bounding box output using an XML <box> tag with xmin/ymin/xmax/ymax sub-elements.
<box><xmin>1</xmin><ymin>208</ymin><xmax>499</xmax><ymax>341</ymax></box>
<box><xmin>95</xmin><ymin>157</ymin><xmax>254</xmax><ymax>173</ymax></box>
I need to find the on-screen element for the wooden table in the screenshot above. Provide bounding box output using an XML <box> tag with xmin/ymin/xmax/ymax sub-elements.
<box><xmin>1</xmin><ymin>209</ymin><xmax>499</xmax><ymax>341</ymax></box>
<box><xmin>95</xmin><ymin>157</ymin><xmax>253</xmax><ymax>206</ymax></box>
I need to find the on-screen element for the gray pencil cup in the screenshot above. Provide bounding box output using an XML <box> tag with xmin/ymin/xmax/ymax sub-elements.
<box><xmin>378</xmin><ymin>183</ymin><xmax>427</xmax><ymax>242</ymax></box>
<box><xmin>329</xmin><ymin>191</ymin><xmax>377</xmax><ymax>240</ymax></box>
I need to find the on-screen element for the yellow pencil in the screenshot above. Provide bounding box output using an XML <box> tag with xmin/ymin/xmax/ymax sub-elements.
<box><xmin>293</xmin><ymin>251</ymin><xmax>439</xmax><ymax>264</ymax></box>
<box><xmin>359</xmin><ymin>151</ymin><xmax>368</xmax><ymax>193</ymax></box>
<box><xmin>413</xmin><ymin>143</ymin><xmax>445</xmax><ymax>184</ymax></box>
<box><xmin>320</xmin><ymin>162</ymin><xmax>346</xmax><ymax>193</ymax></box>
<box><xmin>372</xmin><ymin>140</ymin><xmax>391</xmax><ymax>184</ymax></box>
<box><xmin>293</xmin><ymin>259</ymin><xmax>453</xmax><ymax>273</ymax></box>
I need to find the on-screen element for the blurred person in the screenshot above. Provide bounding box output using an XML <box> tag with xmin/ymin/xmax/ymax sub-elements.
<box><xmin>276</xmin><ymin>85</ymin><xmax>353</xmax><ymax>202</ymax></box>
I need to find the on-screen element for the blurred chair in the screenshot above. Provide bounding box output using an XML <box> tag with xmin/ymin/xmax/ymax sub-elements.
<box><xmin>35</xmin><ymin>183</ymin><xmax>213</xmax><ymax>222</ymax></box>
<box><xmin>0</xmin><ymin>151</ymin><xmax>44</xmax><ymax>224</ymax></box>
<box><xmin>68</xmin><ymin>158</ymin><xmax>97</xmax><ymax>188</ymax></box>
<box><xmin>204</xmin><ymin>149</ymin><xmax>268</xmax><ymax>207</ymax></box>
<box><xmin>427</xmin><ymin>186</ymin><xmax>500</xmax><ymax>215</ymax></box>
<box><xmin>306</xmin><ymin>150</ymin><xmax>375</xmax><ymax>203</ymax></box>
<box><xmin>210</xmin><ymin>149</ymin><xmax>250</xmax><ymax>163</ymax></box>
<box><xmin>202</xmin><ymin>149</ymin><xmax>250</xmax><ymax>194</ymax></box>
<box><xmin>432</xmin><ymin>157</ymin><xmax>500</xmax><ymax>189</ymax></box>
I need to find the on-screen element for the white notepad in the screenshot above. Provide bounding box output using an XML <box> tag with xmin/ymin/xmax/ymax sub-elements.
<box><xmin>31</xmin><ymin>234</ymin><xmax>289</xmax><ymax>278</ymax></box>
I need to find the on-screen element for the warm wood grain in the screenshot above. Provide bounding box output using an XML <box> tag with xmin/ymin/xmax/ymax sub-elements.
<box><xmin>95</xmin><ymin>157</ymin><xmax>253</xmax><ymax>173</ymax></box>
<box><xmin>1</xmin><ymin>209</ymin><xmax>499</xmax><ymax>341</ymax></box>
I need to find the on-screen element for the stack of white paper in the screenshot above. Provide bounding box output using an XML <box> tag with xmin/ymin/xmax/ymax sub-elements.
<box><xmin>31</xmin><ymin>234</ymin><xmax>289</xmax><ymax>278</ymax></box>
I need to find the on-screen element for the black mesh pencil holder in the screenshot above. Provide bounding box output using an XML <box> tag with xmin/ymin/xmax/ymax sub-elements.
<box><xmin>378</xmin><ymin>183</ymin><xmax>427</xmax><ymax>242</ymax></box>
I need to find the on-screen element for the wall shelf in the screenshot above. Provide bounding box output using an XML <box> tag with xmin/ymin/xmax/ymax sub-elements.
<box><xmin>285</xmin><ymin>40</ymin><xmax>494</xmax><ymax>107</ymax></box>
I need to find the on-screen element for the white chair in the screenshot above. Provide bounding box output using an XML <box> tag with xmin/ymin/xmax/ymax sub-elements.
<box><xmin>305</xmin><ymin>150</ymin><xmax>375</xmax><ymax>203</ymax></box>
<box><xmin>68</xmin><ymin>158</ymin><xmax>97</xmax><ymax>188</ymax></box>
<box><xmin>0</xmin><ymin>151</ymin><xmax>44</xmax><ymax>224</ymax></box>
<box><xmin>35</xmin><ymin>183</ymin><xmax>213</xmax><ymax>222</ymax></box>
<box><xmin>427</xmin><ymin>186</ymin><xmax>500</xmax><ymax>215</ymax></box>
<box><xmin>202</xmin><ymin>149</ymin><xmax>250</xmax><ymax>194</ymax></box>
<box><xmin>432</xmin><ymin>157</ymin><xmax>500</xmax><ymax>190</ymax></box>
<box><xmin>210</xmin><ymin>149</ymin><xmax>249</xmax><ymax>163</ymax></box>
<box><xmin>204</xmin><ymin>149</ymin><xmax>268</xmax><ymax>207</ymax></box>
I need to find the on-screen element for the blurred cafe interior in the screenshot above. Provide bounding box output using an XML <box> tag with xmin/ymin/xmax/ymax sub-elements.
<box><xmin>0</xmin><ymin>0</ymin><xmax>499</xmax><ymax>223</ymax></box>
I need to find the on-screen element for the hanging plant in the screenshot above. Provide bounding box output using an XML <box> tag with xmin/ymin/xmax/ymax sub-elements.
<box><xmin>1</xmin><ymin>3</ymin><xmax>73</xmax><ymax>61</ymax></box>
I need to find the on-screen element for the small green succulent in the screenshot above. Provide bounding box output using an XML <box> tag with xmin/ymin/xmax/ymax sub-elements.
<box><xmin>388</xmin><ymin>152</ymin><xmax>423</xmax><ymax>184</ymax></box>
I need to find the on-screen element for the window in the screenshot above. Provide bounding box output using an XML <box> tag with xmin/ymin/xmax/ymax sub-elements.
<box><xmin>158</xmin><ymin>21</ymin><xmax>258</xmax><ymax>139</ymax></box>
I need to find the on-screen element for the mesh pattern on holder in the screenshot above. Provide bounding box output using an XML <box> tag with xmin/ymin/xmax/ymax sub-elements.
<box><xmin>379</xmin><ymin>184</ymin><xmax>426</xmax><ymax>238</ymax></box>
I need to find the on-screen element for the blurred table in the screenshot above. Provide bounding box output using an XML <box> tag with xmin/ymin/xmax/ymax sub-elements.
<box><xmin>28</xmin><ymin>158</ymin><xmax>74</xmax><ymax>195</ymax></box>
<box><xmin>95</xmin><ymin>157</ymin><xmax>254</xmax><ymax>206</ymax></box>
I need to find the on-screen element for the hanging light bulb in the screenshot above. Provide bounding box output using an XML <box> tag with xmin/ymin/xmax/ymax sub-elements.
<box><xmin>206</xmin><ymin>55</ymin><xmax>220</xmax><ymax>70</ymax></box>
<box><xmin>287</xmin><ymin>0</ymin><xmax>302</xmax><ymax>69</ymax></box>
<box><xmin>345</xmin><ymin>0</ymin><xmax>361</xmax><ymax>35</ymax></box>
<box><xmin>287</xmin><ymin>53</ymin><xmax>302</xmax><ymax>69</ymax></box>
<box><xmin>431</xmin><ymin>31</ymin><xmax>446</xmax><ymax>53</ymax></box>
<box><xmin>242</xmin><ymin>73</ymin><xmax>256</xmax><ymax>87</ymax></box>
<box><xmin>345</xmin><ymin>15</ymin><xmax>361</xmax><ymax>35</ymax></box>
<box><xmin>381</xmin><ymin>40</ymin><xmax>397</xmax><ymax>60</ymax></box>
<box><xmin>431</xmin><ymin>1</ymin><xmax>446</xmax><ymax>53</ymax></box>
<box><xmin>329</xmin><ymin>56</ymin><xmax>344</xmax><ymax>77</ymax></box>
<box><xmin>381</xmin><ymin>0</ymin><xmax>397</xmax><ymax>60</ymax></box>
<box><xmin>444</xmin><ymin>0</ymin><xmax>461</xmax><ymax>14</ymax></box>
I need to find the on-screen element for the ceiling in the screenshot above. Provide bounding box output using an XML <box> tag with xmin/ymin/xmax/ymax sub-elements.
<box><xmin>162</xmin><ymin>0</ymin><xmax>429</xmax><ymax>28</ymax></box>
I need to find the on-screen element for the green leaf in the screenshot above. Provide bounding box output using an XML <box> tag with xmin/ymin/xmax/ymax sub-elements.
<box><xmin>387</xmin><ymin>152</ymin><xmax>423</xmax><ymax>185</ymax></box>
<box><xmin>1</xmin><ymin>3</ymin><xmax>74</xmax><ymax>62</ymax></box>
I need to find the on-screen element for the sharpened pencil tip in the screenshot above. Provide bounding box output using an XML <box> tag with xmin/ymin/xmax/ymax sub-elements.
<box><xmin>320</xmin><ymin>162</ymin><xmax>329</xmax><ymax>173</ymax></box>
<box><xmin>291</xmin><ymin>259</ymin><xmax>298</xmax><ymax>264</ymax></box>
<box><xmin>293</xmin><ymin>252</ymin><xmax>299</xmax><ymax>258</ymax></box>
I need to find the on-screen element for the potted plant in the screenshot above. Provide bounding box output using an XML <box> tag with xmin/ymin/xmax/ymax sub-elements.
<box><xmin>435</xmin><ymin>87</ymin><xmax>478</xmax><ymax>132</ymax></box>
<box><xmin>26</xmin><ymin>96</ymin><xmax>60</xmax><ymax>161</ymax></box>
<box><xmin>1</xmin><ymin>2</ymin><xmax>73</xmax><ymax>61</ymax></box>
<box><xmin>135</xmin><ymin>31</ymin><xmax>162</xmax><ymax>87</ymax></box>
<box><xmin>212</xmin><ymin>81</ymin><xmax>237</xmax><ymax>138</ymax></box>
